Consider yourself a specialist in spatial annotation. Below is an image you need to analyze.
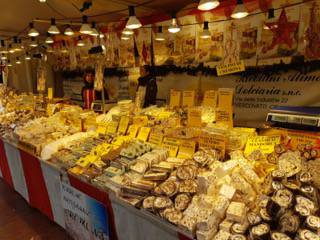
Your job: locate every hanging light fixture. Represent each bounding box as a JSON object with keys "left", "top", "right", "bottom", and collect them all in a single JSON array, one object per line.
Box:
[
  {"left": 121, "top": 34, "right": 130, "bottom": 40},
  {"left": 28, "top": 22, "right": 39, "bottom": 37},
  {"left": 155, "top": 26, "right": 165, "bottom": 41},
  {"left": 45, "top": 33, "right": 54, "bottom": 44},
  {"left": 80, "top": 15, "right": 92, "bottom": 35},
  {"left": 8, "top": 44, "right": 15, "bottom": 53},
  {"left": 231, "top": 0, "right": 248, "bottom": 19},
  {"left": 7, "top": 60, "right": 12, "bottom": 67},
  {"left": 19, "top": 39, "right": 24, "bottom": 50},
  {"left": 99, "top": 32, "right": 105, "bottom": 39},
  {"left": 123, "top": 28, "right": 134, "bottom": 35},
  {"left": 15, "top": 57, "right": 21, "bottom": 64},
  {"left": 39, "top": 0, "right": 46, "bottom": 2},
  {"left": 48, "top": 18, "right": 60, "bottom": 34},
  {"left": 46, "top": 46, "right": 54, "bottom": 53},
  {"left": 264, "top": 8, "right": 276, "bottom": 30},
  {"left": 1, "top": 54, "right": 7, "bottom": 60},
  {"left": 200, "top": 21, "right": 211, "bottom": 39},
  {"left": 90, "top": 22, "right": 99, "bottom": 37},
  {"left": 64, "top": 24, "right": 74, "bottom": 36},
  {"left": 126, "top": 6, "right": 142, "bottom": 29},
  {"left": 0, "top": 40, "right": 8, "bottom": 54},
  {"left": 77, "top": 36, "right": 85, "bottom": 47},
  {"left": 168, "top": 14, "right": 181, "bottom": 33},
  {"left": 198, "top": 0, "right": 220, "bottom": 11},
  {"left": 13, "top": 37, "right": 22, "bottom": 52},
  {"left": 61, "top": 40, "right": 68, "bottom": 53},
  {"left": 29, "top": 37, "right": 38, "bottom": 47},
  {"left": 25, "top": 52, "right": 31, "bottom": 60}
]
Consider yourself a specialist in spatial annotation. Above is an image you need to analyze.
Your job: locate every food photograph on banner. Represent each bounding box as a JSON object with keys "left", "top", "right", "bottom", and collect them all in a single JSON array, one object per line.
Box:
[{"left": 1, "top": 1, "right": 320, "bottom": 240}]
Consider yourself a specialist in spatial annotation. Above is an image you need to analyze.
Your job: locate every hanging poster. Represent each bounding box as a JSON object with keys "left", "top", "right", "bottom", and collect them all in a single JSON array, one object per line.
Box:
[
  {"left": 135, "top": 26, "right": 152, "bottom": 66},
  {"left": 223, "top": 22, "right": 240, "bottom": 64},
  {"left": 105, "top": 33, "right": 120, "bottom": 67},
  {"left": 153, "top": 23, "right": 175, "bottom": 65},
  {"left": 119, "top": 33, "right": 135, "bottom": 67},
  {"left": 61, "top": 182, "right": 109, "bottom": 240}
]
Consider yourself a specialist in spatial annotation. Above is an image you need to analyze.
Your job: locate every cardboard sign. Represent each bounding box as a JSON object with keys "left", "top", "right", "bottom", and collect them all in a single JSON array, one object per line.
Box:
[
  {"left": 97, "top": 124, "right": 108, "bottom": 135},
  {"left": 216, "top": 61, "right": 245, "bottom": 76},
  {"left": 137, "top": 127, "right": 151, "bottom": 142},
  {"left": 133, "top": 116, "right": 148, "bottom": 126},
  {"left": 199, "top": 133, "right": 226, "bottom": 157},
  {"left": 48, "top": 88, "right": 53, "bottom": 100},
  {"left": 169, "top": 90, "right": 181, "bottom": 109},
  {"left": 118, "top": 116, "right": 130, "bottom": 134},
  {"left": 218, "top": 88, "right": 234, "bottom": 111},
  {"left": 216, "top": 110, "right": 233, "bottom": 128},
  {"left": 148, "top": 132, "right": 164, "bottom": 145},
  {"left": 127, "top": 125, "right": 140, "bottom": 138},
  {"left": 162, "top": 137, "right": 180, "bottom": 157},
  {"left": 245, "top": 136, "right": 281, "bottom": 156},
  {"left": 287, "top": 130, "right": 320, "bottom": 149},
  {"left": 177, "top": 140, "right": 196, "bottom": 159},
  {"left": 188, "top": 108, "right": 202, "bottom": 127},
  {"left": 202, "top": 90, "right": 217, "bottom": 108},
  {"left": 182, "top": 91, "right": 195, "bottom": 108},
  {"left": 107, "top": 121, "right": 118, "bottom": 134}
]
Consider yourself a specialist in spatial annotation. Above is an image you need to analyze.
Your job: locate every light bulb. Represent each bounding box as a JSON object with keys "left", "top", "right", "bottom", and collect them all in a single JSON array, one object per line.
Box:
[
  {"left": 29, "top": 37, "right": 38, "bottom": 47},
  {"left": 45, "top": 33, "right": 54, "bottom": 44},
  {"left": 16, "top": 57, "right": 21, "bottom": 64},
  {"left": 155, "top": 26, "right": 165, "bottom": 41},
  {"left": 198, "top": 0, "right": 220, "bottom": 11},
  {"left": 126, "top": 6, "right": 142, "bottom": 29},
  {"left": 99, "top": 32, "right": 105, "bottom": 39},
  {"left": 1, "top": 55, "right": 7, "bottom": 60},
  {"left": 77, "top": 36, "right": 85, "bottom": 47},
  {"left": 7, "top": 60, "right": 12, "bottom": 67},
  {"left": 39, "top": 0, "right": 46, "bottom": 2},
  {"left": 64, "top": 25, "right": 74, "bottom": 36},
  {"left": 231, "top": 0, "right": 248, "bottom": 19},
  {"left": 28, "top": 22, "right": 39, "bottom": 37},
  {"left": 123, "top": 28, "right": 134, "bottom": 35},
  {"left": 121, "top": 35, "right": 130, "bottom": 40},
  {"left": 25, "top": 52, "right": 31, "bottom": 60},
  {"left": 168, "top": 16, "right": 180, "bottom": 33},
  {"left": 80, "top": 15, "right": 92, "bottom": 34},
  {"left": 200, "top": 21, "right": 211, "bottom": 39},
  {"left": 48, "top": 18, "right": 60, "bottom": 34},
  {"left": 8, "top": 44, "right": 15, "bottom": 53}
]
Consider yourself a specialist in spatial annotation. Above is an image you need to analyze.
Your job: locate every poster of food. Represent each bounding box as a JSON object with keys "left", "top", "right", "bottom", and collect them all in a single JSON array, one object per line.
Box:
[
  {"left": 174, "top": 16, "right": 197, "bottom": 65},
  {"left": 259, "top": 6, "right": 300, "bottom": 59},
  {"left": 135, "top": 26, "right": 152, "bottom": 66},
  {"left": 153, "top": 23, "right": 175, "bottom": 65},
  {"left": 223, "top": 22, "right": 240, "bottom": 64},
  {"left": 119, "top": 33, "right": 135, "bottom": 68},
  {"left": 196, "top": 22, "right": 225, "bottom": 65},
  {"left": 239, "top": 25, "right": 258, "bottom": 60},
  {"left": 104, "top": 32, "right": 120, "bottom": 67}
]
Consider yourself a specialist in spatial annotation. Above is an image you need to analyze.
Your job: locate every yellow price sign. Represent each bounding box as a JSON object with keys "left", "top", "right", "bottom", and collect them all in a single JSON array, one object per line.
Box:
[
  {"left": 216, "top": 109, "right": 233, "bottom": 128},
  {"left": 188, "top": 108, "right": 202, "bottom": 127},
  {"left": 107, "top": 121, "right": 118, "bottom": 134},
  {"left": 162, "top": 137, "right": 180, "bottom": 157},
  {"left": 48, "top": 88, "right": 53, "bottom": 100},
  {"left": 182, "top": 90, "right": 195, "bottom": 108},
  {"left": 133, "top": 116, "right": 148, "bottom": 126},
  {"left": 169, "top": 90, "right": 181, "bottom": 109},
  {"left": 244, "top": 136, "right": 281, "bottom": 156},
  {"left": 199, "top": 133, "right": 226, "bottom": 157},
  {"left": 148, "top": 132, "right": 164, "bottom": 145},
  {"left": 202, "top": 90, "right": 217, "bottom": 108},
  {"left": 216, "top": 61, "right": 245, "bottom": 76},
  {"left": 97, "top": 124, "right": 108, "bottom": 135},
  {"left": 137, "top": 127, "right": 151, "bottom": 142},
  {"left": 118, "top": 116, "right": 130, "bottom": 134},
  {"left": 177, "top": 140, "right": 196, "bottom": 159},
  {"left": 127, "top": 125, "right": 140, "bottom": 138},
  {"left": 218, "top": 88, "right": 233, "bottom": 111}
]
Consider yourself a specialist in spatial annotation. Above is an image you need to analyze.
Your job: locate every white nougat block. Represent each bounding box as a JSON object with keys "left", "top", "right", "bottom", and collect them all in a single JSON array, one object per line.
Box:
[
  {"left": 219, "top": 219, "right": 234, "bottom": 232},
  {"left": 196, "top": 226, "right": 218, "bottom": 240},
  {"left": 219, "top": 184, "right": 236, "bottom": 200},
  {"left": 197, "top": 213, "right": 219, "bottom": 231},
  {"left": 226, "top": 201, "right": 246, "bottom": 223}
]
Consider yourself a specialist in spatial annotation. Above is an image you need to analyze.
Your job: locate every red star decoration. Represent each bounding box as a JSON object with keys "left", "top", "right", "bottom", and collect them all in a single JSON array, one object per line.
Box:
[{"left": 265, "top": 9, "right": 299, "bottom": 51}]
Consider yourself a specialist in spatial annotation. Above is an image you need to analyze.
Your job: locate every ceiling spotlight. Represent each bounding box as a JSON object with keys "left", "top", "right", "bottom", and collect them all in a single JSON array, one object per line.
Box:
[
  {"left": 121, "top": 34, "right": 130, "bottom": 40},
  {"left": 231, "top": 0, "right": 248, "bottom": 19},
  {"left": 45, "top": 33, "right": 54, "bottom": 44},
  {"left": 16, "top": 57, "right": 21, "bottom": 64},
  {"left": 77, "top": 36, "right": 85, "bottom": 47},
  {"left": 64, "top": 24, "right": 74, "bottom": 36},
  {"left": 28, "top": 22, "right": 39, "bottom": 37},
  {"left": 1, "top": 54, "right": 7, "bottom": 60},
  {"left": 90, "top": 22, "right": 99, "bottom": 37},
  {"left": 200, "top": 21, "right": 211, "bottom": 39},
  {"left": 7, "top": 60, "right": 12, "bottom": 67},
  {"left": 126, "top": 6, "right": 142, "bottom": 29},
  {"left": 80, "top": 15, "right": 92, "bottom": 35},
  {"left": 198, "top": 0, "right": 220, "bottom": 11},
  {"left": 168, "top": 14, "right": 181, "bottom": 33},
  {"left": 48, "top": 18, "right": 60, "bottom": 34},
  {"left": 39, "top": 0, "right": 46, "bottom": 2},
  {"left": 25, "top": 52, "right": 31, "bottom": 60},
  {"left": 155, "top": 26, "right": 165, "bottom": 41},
  {"left": 0, "top": 40, "right": 8, "bottom": 54},
  {"left": 29, "top": 37, "right": 38, "bottom": 47},
  {"left": 123, "top": 28, "right": 134, "bottom": 35},
  {"left": 8, "top": 44, "right": 15, "bottom": 54},
  {"left": 99, "top": 32, "right": 104, "bottom": 39}
]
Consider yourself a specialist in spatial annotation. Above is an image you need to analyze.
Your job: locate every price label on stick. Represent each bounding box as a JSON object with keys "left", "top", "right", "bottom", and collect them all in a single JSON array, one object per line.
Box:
[
  {"left": 182, "top": 91, "right": 195, "bottom": 108},
  {"left": 169, "top": 90, "right": 181, "bottom": 109},
  {"left": 202, "top": 90, "right": 217, "bottom": 108}
]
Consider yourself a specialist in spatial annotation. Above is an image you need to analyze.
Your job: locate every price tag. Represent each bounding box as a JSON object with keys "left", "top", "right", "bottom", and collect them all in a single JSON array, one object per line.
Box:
[
  {"left": 218, "top": 88, "right": 233, "bottom": 111},
  {"left": 97, "top": 124, "right": 108, "bottom": 135},
  {"left": 188, "top": 108, "right": 202, "bottom": 127},
  {"left": 107, "top": 121, "right": 118, "bottom": 134},
  {"left": 133, "top": 116, "right": 148, "bottom": 126},
  {"left": 216, "top": 110, "right": 233, "bottom": 128},
  {"left": 169, "top": 90, "right": 181, "bottom": 109},
  {"left": 216, "top": 60, "right": 245, "bottom": 76},
  {"left": 244, "top": 136, "right": 281, "bottom": 156},
  {"left": 118, "top": 116, "right": 130, "bottom": 134},
  {"left": 177, "top": 140, "right": 196, "bottom": 159},
  {"left": 287, "top": 130, "right": 320, "bottom": 149},
  {"left": 137, "top": 127, "right": 151, "bottom": 142},
  {"left": 48, "top": 88, "right": 53, "bottom": 100},
  {"left": 148, "top": 132, "right": 164, "bottom": 145},
  {"left": 202, "top": 90, "right": 217, "bottom": 108},
  {"left": 127, "top": 125, "right": 140, "bottom": 138},
  {"left": 182, "top": 90, "right": 195, "bottom": 108},
  {"left": 199, "top": 133, "right": 226, "bottom": 157},
  {"left": 162, "top": 137, "right": 180, "bottom": 157}
]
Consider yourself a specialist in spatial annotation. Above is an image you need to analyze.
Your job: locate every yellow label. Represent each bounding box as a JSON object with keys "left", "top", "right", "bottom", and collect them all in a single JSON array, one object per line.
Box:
[
  {"left": 182, "top": 90, "right": 195, "bottom": 108},
  {"left": 188, "top": 108, "right": 202, "bottom": 127},
  {"left": 169, "top": 90, "right": 181, "bottom": 109},
  {"left": 97, "top": 124, "right": 108, "bottom": 135},
  {"left": 202, "top": 90, "right": 217, "bottom": 108},
  {"left": 177, "top": 140, "right": 196, "bottom": 159},
  {"left": 133, "top": 116, "right": 148, "bottom": 126},
  {"left": 216, "top": 109, "right": 233, "bottom": 128},
  {"left": 218, "top": 88, "right": 233, "bottom": 111},
  {"left": 137, "top": 127, "right": 151, "bottom": 142},
  {"left": 76, "top": 155, "right": 98, "bottom": 168},
  {"left": 127, "top": 125, "right": 140, "bottom": 138},
  {"left": 118, "top": 116, "right": 130, "bottom": 134},
  {"left": 287, "top": 130, "right": 320, "bottom": 149},
  {"left": 48, "top": 88, "right": 53, "bottom": 100},
  {"left": 148, "top": 132, "right": 164, "bottom": 145},
  {"left": 162, "top": 137, "right": 180, "bottom": 157},
  {"left": 245, "top": 136, "right": 281, "bottom": 156},
  {"left": 107, "top": 121, "right": 118, "bottom": 134},
  {"left": 216, "top": 60, "right": 245, "bottom": 76},
  {"left": 199, "top": 133, "right": 226, "bottom": 157}
]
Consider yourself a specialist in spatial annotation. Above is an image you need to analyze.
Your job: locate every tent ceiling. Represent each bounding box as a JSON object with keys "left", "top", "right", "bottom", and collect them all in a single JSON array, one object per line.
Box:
[{"left": 0, "top": 0, "right": 195, "bottom": 36}]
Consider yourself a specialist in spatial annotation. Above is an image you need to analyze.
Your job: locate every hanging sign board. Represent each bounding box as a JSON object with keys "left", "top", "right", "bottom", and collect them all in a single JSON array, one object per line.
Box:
[{"left": 216, "top": 61, "right": 245, "bottom": 76}]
